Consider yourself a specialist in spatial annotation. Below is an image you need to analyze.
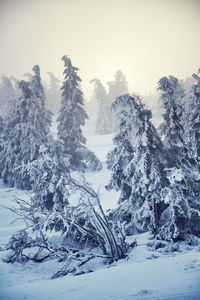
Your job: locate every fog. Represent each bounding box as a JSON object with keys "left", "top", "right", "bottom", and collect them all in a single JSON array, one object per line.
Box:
[{"left": 0, "top": 0, "right": 200, "bottom": 99}]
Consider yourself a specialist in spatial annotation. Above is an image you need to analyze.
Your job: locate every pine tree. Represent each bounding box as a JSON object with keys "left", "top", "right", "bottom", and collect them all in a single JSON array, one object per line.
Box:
[
  {"left": 107, "top": 94, "right": 167, "bottom": 234},
  {"left": 0, "top": 81, "right": 33, "bottom": 187},
  {"left": 184, "top": 71, "right": 200, "bottom": 168},
  {"left": 126, "top": 109, "right": 167, "bottom": 233},
  {"left": 155, "top": 73, "right": 200, "bottom": 241},
  {"left": 106, "top": 94, "right": 141, "bottom": 202},
  {"left": 0, "top": 70, "right": 52, "bottom": 189},
  {"left": 30, "top": 65, "right": 52, "bottom": 135},
  {"left": 90, "top": 79, "right": 112, "bottom": 134},
  {"left": 158, "top": 76, "right": 185, "bottom": 167},
  {"left": 182, "top": 71, "right": 200, "bottom": 234},
  {"left": 30, "top": 139, "right": 70, "bottom": 212},
  {"left": 156, "top": 167, "right": 200, "bottom": 241},
  {"left": 57, "top": 55, "right": 102, "bottom": 171}
]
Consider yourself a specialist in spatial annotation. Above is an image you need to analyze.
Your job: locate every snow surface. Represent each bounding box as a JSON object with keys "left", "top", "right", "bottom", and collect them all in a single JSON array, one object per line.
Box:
[{"left": 0, "top": 113, "right": 200, "bottom": 299}]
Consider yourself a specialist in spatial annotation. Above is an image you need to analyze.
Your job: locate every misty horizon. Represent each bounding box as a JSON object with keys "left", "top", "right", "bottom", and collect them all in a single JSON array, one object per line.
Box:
[{"left": 0, "top": 0, "right": 200, "bottom": 100}]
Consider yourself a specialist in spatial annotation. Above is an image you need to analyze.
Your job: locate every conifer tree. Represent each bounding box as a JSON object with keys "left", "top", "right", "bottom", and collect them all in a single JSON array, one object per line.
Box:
[
  {"left": 158, "top": 76, "right": 185, "bottom": 167},
  {"left": 0, "top": 68, "right": 52, "bottom": 189},
  {"left": 90, "top": 79, "right": 112, "bottom": 134},
  {"left": 0, "top": 81, "right": 34, "bottom": 188},
  {"left": 106, "top": 94, "right": 142, "bottom": 202},
  {"left": 57, "top": 56, "right": 102, "bottom": 171},
  {"left": 107, "top": 94, "right": 167, "bottom": 234},
  {"left": 184, "top": 71, "right": 200, "bottom": 169},
  {"left": 156, "top": 168, "right": 200, "bottom": 241},
  {"left": 30, "top": 65, "right": 52, "bottom": 135},
  {"left": 126, "top": 109, "right": 167, "bottom": 233},
  {"left": 181, "top": 71, "right": 200, "bottom": 234},
  {"left": 155, "top": 73, "right": 200, "bottom": 241},
  {"left": 30, "top": 139, "right": 70, "bottom": 212}
]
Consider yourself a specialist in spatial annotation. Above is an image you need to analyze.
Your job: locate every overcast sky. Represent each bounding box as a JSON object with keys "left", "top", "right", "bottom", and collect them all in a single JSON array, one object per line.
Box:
[{"left": 0, "top": 0, "right": 200, "bottom": 99}]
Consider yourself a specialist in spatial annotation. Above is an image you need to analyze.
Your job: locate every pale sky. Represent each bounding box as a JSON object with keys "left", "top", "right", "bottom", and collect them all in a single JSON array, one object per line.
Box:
[{"left": 0, "top": 0, "right": 200, "bottom": 99}]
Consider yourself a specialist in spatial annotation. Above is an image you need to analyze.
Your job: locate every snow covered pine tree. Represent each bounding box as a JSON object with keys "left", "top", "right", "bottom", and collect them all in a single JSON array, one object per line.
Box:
[
  {"left": 107, "top": 94, "right": 167, "bottom": 235},
  {"left": 158, "top": 76, "right": 185, "bottom": 167},
  {"left": 57, "top": 55, "right": 102, "bottom": 171},
  {"left": 30, "top": 65, "right": 53, "bottom": 134},
  {"left": 0, "top": 66, "right": 52, "bottom": 189},
  {"left": 155, "top": 74, "right": 200, "bottom": 241}
]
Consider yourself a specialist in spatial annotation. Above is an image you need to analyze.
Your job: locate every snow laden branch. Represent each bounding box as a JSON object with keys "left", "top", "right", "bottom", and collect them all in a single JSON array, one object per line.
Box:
[
  {"left": 3, "top": 173, "right": 128, "bottom": 278},
  {"left": 65, "top": 173, "right": 128, "bottom": 260}
]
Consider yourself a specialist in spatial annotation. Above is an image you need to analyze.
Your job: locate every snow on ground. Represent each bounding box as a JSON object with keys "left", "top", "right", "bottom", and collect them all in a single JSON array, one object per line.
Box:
[
  {"left": 0, "top": 182, "right": 29, "bottom": 247},
  {"left": 0, "top": 113, "right": 200, "bottom": 299},
  {"left": 0, "top": 231, "right": 200, "bottom": 300}
]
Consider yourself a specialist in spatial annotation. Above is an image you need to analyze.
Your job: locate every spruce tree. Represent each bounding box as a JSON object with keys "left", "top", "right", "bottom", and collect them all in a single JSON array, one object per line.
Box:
[
  {"left": 182, "top": 71, "right": 200, "bottom": 235},
  {"left": 158, "top": 76, "right": 185, "bottom": 167},
  {"left": 106, "top": 94, "right": 142, "bottom": 202},
  {"left": 184, "top": 71, "right": 200, "bottom": 168},
  {"left": 0, "top": 81, "right": 34, "bottom": 188},
  {"left": 155, "top": 73, "right": 200, "bottom": 241},
  {"left": 107, "top": 94, "right": 167, "bottom": 234},
  {"left": 126, "top": 109, "right": 167, "bottom": 233},
  {"left": 156, "top": 168, "right": 199, "bottom": 241},
  {"left": 90, "top": 79, "right": 112, "bottom": 134},
  {"left": 57, "top": 55, "right": 102, "bottom": 171},
  {"left": 0, "top": 66, "right": 52, "bottom": 189},
  {"left": 30, "top": 65, "right": 52, "bottom": 135},
  {"left": 30, "top": 139, "right": 70, "bottom": 212}
]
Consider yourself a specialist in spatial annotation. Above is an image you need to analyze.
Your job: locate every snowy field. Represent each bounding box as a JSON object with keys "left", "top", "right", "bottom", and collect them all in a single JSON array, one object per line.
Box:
[{"left": 0, "top": 114, "right": 200, "bottom": 300}]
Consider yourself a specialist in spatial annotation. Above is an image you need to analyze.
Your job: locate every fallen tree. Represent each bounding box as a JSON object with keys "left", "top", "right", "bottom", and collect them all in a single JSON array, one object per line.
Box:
[{"left": 2, "top": 173, "right": 129, "bottom": 278}]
